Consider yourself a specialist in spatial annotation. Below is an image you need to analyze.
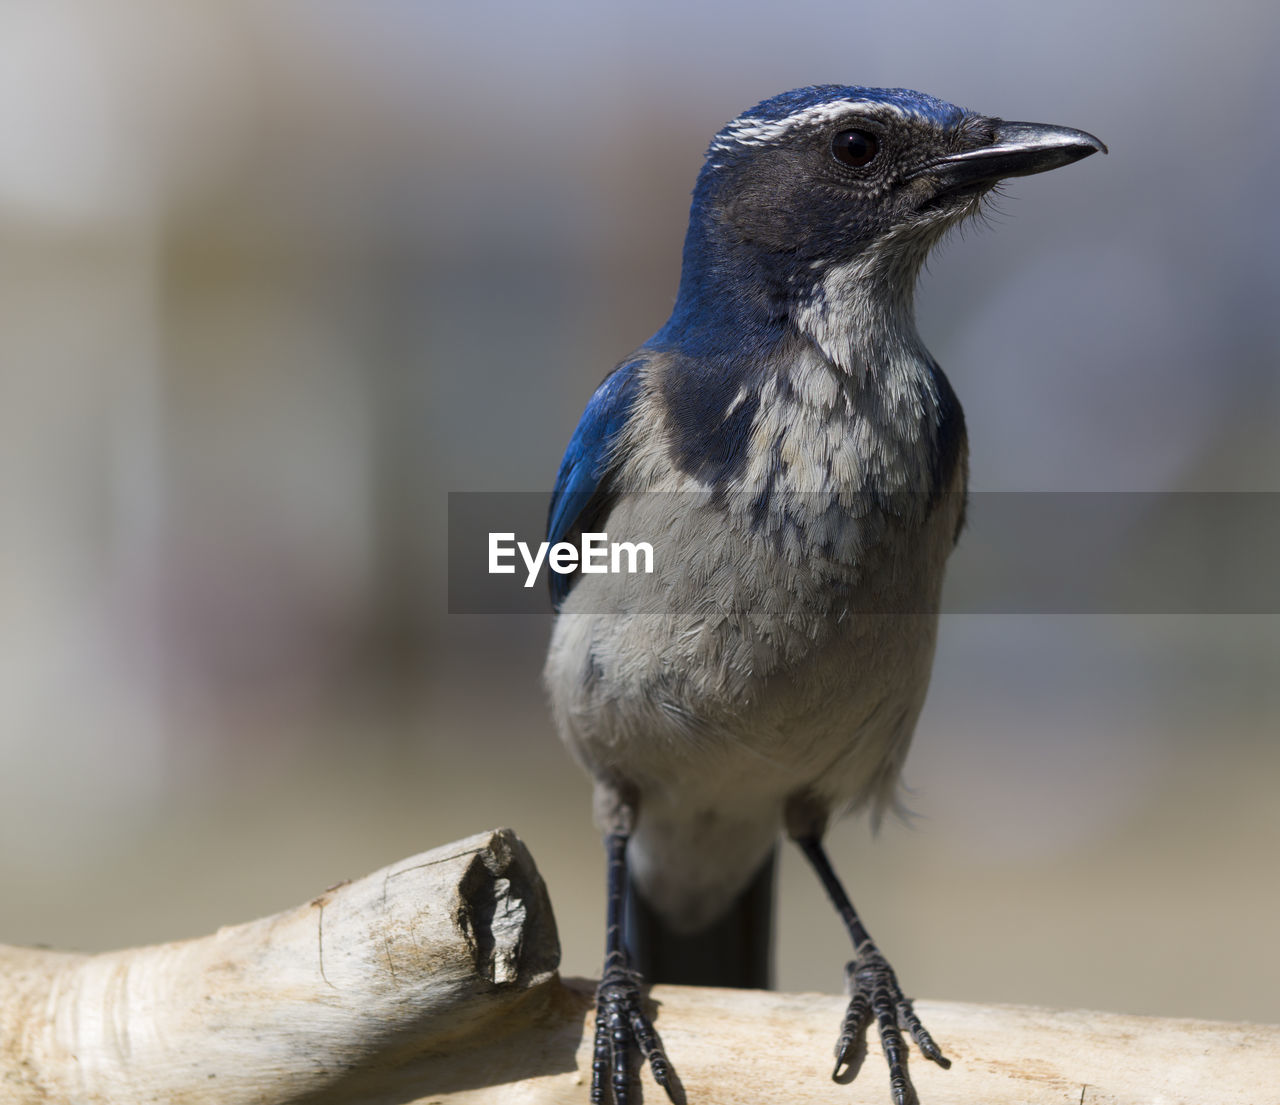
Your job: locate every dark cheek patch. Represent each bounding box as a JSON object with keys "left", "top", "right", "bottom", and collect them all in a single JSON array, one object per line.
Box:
[{"left": 723, "top": 169, "right": 810, "bottom": 250}]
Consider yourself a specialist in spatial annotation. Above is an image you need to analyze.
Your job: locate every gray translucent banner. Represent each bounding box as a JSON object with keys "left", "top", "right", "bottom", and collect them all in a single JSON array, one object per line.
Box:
[{"left": 447, "top": 492, "right": 1280, "bottom": 615}]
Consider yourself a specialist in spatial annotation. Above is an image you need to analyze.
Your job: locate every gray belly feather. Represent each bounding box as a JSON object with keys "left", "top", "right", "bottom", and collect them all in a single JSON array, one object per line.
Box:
[{"left": 544, "top": 486, "right": 961, "bottom": 930}]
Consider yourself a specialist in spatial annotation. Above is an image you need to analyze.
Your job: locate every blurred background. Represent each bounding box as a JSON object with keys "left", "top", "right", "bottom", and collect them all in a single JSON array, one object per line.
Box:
[{"left": 0, "top": 0, "right": 1276, "bottom": 1026}]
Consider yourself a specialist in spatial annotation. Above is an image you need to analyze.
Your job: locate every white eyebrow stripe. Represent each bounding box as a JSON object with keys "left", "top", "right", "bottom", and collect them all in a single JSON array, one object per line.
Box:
[{"left": 709, "top": 99, "right": 912, "bottom": 152}]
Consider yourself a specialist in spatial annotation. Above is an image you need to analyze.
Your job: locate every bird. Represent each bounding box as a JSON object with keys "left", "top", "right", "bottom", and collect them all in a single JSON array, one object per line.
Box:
[{"left": 542, "top": 84, "right": 1105, "bottom": 1105}]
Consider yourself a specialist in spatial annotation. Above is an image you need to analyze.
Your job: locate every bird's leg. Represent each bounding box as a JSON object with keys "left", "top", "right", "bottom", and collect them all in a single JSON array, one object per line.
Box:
[
  {"left": 593, "top": 830, "right": 679, "bottom": 1105},
  {"left": 794, "top": 834, "right": 950, "bottom": 1105}
]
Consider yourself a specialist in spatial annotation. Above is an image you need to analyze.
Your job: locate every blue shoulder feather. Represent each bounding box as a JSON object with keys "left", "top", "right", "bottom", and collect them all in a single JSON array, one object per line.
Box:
[{"left": 546, "top": 359, "right": 643, "bottom": 609}]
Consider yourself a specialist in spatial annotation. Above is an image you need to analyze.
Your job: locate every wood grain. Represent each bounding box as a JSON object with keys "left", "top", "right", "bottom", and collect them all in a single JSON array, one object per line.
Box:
[{"left": 2, "top": 829, "right": 1274, "bottom": 1104}]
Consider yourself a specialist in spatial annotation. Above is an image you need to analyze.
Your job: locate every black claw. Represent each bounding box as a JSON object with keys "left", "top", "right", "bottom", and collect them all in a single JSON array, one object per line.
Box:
[
  {"left": 829, "top": 945, "right": 948, "bottom": 1103},
  {"left": 832, "top": 979, "right": 872, "bottom": 1082},
  {"left": 898, "top": 996, "right": 951, "bottom": 1069},
  {"left": 891, "top": 1081, "right": 920, "bottom": 1105},
  {"left": 592, "top": 966, "right": 678, "bottom": 1105},
  {"left": 591, "top": 995, "right": 612, "bottom": 1105}
]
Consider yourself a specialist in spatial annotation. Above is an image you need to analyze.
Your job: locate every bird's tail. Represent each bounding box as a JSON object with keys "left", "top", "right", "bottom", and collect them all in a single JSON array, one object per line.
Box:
[{"left": 625, "top": 847, "right": 775, "bottom": 989}]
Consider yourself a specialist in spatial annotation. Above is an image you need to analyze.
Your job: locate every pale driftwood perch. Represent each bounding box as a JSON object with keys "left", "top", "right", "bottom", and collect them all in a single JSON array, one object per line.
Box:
[
  {"left": 0, "top": 829, "right": 560, "bottom": 1104},
  {"left": 3, "top": 830, "right": 1276, "bottom": 1105}
]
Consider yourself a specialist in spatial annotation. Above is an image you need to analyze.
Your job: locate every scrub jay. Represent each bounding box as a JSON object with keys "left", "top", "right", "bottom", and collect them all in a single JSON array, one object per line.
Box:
[{"left": 543, "top": 85, "right": 1104, "bottom": 1105}]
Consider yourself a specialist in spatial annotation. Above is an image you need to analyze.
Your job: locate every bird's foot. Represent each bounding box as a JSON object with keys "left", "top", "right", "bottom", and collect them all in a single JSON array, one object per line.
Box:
[
  {"left": 831, "top": 943, "right": 950, "bottom": 1105},
  {"left": 592, "top": 963, "right": 679, "bottom": 1105}
]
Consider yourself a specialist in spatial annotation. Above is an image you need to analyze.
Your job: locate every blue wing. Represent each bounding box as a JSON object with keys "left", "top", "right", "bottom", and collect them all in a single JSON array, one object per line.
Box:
[{"left": 547, "top": 359, "right": 644, "bottom": 609}]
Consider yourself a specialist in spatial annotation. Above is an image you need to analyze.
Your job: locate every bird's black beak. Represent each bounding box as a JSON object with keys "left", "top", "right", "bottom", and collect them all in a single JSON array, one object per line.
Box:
[{"left": 923, "top": 120, "right": 1107, "bottom": 195}]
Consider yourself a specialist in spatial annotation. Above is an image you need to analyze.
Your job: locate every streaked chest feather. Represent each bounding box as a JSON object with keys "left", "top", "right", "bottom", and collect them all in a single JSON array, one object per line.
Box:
[{"left": 701, "top": 345, "right": 954, "bottom": 568}]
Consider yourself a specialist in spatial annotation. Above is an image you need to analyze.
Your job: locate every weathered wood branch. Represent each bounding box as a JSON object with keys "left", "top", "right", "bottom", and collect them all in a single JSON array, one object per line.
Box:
[
  {"left": 2, "top": 828, "right": 1275, "bottom": 1104},
  {"left": 0, "top": 829, "right": 560, "bottom": 1104}
]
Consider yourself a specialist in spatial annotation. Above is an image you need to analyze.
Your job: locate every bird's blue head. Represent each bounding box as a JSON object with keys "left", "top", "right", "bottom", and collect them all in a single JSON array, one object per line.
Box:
[{"left": 654, "top": 85, "right": 1105, "bottom": 360}]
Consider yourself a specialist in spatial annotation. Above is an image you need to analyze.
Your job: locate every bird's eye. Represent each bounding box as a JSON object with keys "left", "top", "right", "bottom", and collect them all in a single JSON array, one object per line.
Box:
[{"left": 831, "top": 129, "right": 879, "bottom": 168}]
